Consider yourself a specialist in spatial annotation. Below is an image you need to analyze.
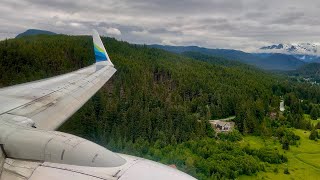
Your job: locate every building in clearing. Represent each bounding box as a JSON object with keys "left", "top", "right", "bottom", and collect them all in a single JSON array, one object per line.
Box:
[
  {"left": 209, "top": 120, "right": 235, "bottom": 133},
  {"left": 280, "top": 100, "right": 285, "bottom": 112}
]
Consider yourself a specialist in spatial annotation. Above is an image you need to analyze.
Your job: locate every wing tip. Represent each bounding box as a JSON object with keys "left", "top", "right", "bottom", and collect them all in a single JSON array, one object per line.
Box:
[{"left": 92, "top": 29, "right": 114, "bottom": 69}]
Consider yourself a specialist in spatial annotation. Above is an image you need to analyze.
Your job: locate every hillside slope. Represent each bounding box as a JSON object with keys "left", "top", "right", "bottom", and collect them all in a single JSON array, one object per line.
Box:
[
  {"left": 0, "top": 35, "right": 280, "bottom": 142},
  {"left": 286, "top": 63, "right": 320, "bottom": 83},
  {"left": 294, "top": 63, "right": 320, "bottom": 77},
  {"left": 255, "top": 53, "right": 305, "bottom": 70}
]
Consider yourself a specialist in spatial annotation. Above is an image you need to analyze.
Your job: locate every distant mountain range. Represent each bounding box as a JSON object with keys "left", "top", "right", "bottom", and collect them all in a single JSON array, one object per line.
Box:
[
  {"left": 259, "top": 43, "right": 320, "bottom": 55},
  {"left": 150, "top": 45, "right": 306, "bottom": 71},
  {"left": 258, "top": 43, "right": 320, "bottom": 63},
  {"left": 16, "top": 29, "right": 56, "bottom": 38}
]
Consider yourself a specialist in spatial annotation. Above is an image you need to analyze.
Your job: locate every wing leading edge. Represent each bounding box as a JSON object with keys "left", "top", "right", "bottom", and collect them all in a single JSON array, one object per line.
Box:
[{"left": 0, "top": 30, "right": 115, "bottom": 130}]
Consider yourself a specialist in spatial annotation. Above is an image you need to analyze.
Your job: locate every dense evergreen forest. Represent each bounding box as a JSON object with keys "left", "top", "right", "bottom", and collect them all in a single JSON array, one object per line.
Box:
[
  {"left": 284, "top": 63, "right": 320, "bottom": 83},
  {"left": 0, "top": 35, "right": 319, "bottom": 179}
]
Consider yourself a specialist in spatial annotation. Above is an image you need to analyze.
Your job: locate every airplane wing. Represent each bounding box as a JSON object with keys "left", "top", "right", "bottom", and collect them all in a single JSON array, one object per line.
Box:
[
  {"left": 0, "top": 30, "right": 115, "bottom": 130},
  {"left": 0, "top": 30, "right": 196, "bottom": 180}
]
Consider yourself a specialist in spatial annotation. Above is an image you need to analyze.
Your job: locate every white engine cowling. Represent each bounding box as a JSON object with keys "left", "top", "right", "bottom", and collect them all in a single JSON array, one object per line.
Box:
[{"left": 0, "top": 124, "right": 126, "bottom": 167}]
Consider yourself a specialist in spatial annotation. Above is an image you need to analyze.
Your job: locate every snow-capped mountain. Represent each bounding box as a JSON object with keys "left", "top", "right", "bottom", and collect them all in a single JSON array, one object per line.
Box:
[
  {"left": 259, "top": 43, "right": 320, "bottom": 55},
  {"left": 258, "top": 43, "right": 320, "bottom": 62}
]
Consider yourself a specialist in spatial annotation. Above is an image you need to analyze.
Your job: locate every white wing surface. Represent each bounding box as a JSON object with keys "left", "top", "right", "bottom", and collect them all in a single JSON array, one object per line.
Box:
[{"left": 0, "top": 30, "right": 115, "bottom": 130}]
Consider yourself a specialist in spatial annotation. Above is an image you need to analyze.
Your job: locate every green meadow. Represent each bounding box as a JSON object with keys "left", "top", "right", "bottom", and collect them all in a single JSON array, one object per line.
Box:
[
  {"left": 304, "top": 114, "right": 320, "bottom": 127},
  {"left": 239, "top": 129, "right": 320, "bottom": 180}
]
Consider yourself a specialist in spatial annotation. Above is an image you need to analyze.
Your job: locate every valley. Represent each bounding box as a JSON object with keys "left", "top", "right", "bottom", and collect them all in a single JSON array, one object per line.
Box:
[{"left": 239, "top": 129, "right": 320, "bottom": 180}]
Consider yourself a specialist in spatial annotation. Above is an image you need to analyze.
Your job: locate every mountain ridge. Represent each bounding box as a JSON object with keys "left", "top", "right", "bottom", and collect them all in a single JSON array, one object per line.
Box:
[
  {"left": 150, "top": 44, "right": 305, "bottom": 70},
  {"left": 16, "top": 29, "right": 56, "bottom": 38}
]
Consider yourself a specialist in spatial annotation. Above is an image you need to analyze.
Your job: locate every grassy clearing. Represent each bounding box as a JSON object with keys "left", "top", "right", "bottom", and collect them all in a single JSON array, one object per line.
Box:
[
  {"left": 238, "top": 129, "right": 320, "bottom": 180},
  {"left": 304, "top": 114, "right": 320, "bottom": 126}
]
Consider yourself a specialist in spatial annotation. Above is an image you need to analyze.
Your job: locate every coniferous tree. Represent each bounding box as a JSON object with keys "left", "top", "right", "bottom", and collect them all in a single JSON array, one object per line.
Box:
[
  {"left": 309, "top": 129, "right": 319, "bottom": 140},
  {"left": 310, "top": 106, "right": 318, "bottom": 120},
  {"left": 282, "top": 138, "right": 290, "bottom": 150}
]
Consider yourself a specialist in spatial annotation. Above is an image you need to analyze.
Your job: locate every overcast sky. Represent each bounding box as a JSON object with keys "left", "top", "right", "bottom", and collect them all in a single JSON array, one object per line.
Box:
[{"left": 0, "top": 0, "right": 319, "bottom": 52}]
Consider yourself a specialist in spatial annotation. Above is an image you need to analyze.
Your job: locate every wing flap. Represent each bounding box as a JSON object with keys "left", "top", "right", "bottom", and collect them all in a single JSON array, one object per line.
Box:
[{"left": 0, "top": 96, "right": 30, "bottom": 114}]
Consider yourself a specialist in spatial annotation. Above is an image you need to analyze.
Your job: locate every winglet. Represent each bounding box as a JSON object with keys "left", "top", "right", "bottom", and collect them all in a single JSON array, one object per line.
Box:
[{"left": 92, "top": 29, "right": 113, "bottom": 70}]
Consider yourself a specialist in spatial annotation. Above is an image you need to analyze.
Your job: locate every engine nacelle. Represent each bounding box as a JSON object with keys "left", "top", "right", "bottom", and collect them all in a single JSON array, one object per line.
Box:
[{"left": 0, "top": 124, "right": 126, "bottom": 167}]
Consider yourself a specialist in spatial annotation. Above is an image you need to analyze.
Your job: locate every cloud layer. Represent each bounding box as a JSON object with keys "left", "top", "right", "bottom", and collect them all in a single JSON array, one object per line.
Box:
[{"left": 0, "top": 0, "right": 319, "bottom": 51}]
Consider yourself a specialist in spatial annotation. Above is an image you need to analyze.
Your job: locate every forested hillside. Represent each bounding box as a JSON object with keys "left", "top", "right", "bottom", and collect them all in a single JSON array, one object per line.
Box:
[
  {"left": 1, "top": 35, "right": 320, "bottom": 179},
  {"left": 286, "top": 63, "right": 320, "bottom": 83},
  {"left": 0, "top": 34, "right": 279, "bottom": 137}
]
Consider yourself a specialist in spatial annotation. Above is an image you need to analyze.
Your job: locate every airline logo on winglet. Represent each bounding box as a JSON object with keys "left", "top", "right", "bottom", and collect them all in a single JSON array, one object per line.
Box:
[
  {"left": 94, "top": 43, "right": 108, "bottom": 62},
  {"left": 92, "top": 29, "right": 113, "bottom": 67}
]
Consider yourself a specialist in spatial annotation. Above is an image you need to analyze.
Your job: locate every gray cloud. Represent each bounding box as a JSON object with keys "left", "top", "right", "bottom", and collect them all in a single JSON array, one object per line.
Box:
[
  {"left": 270, "top": 11, "right": 305, "bottom": 25},
  {"left": 0, "top": 0, "right": 319, "bottom": 51}
]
